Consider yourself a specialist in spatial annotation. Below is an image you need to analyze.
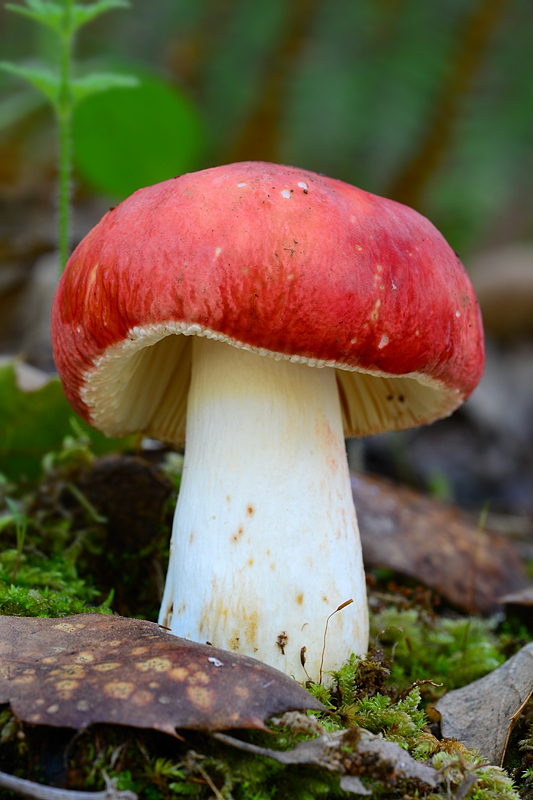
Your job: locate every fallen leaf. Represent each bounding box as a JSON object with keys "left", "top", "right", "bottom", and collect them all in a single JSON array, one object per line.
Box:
[
  {"left": 434, "top": 642, "right": 533, "bottom": 765},
  {"left": 499, "top": 587, "right": 533, "bottom": 632},
  {"left": 77, "top": 455, "right": 173, "bottom": 551},
  {"left": 500, "top": 587, "right": 533, "bottom": 606},
  {"left": 214, "top": 726, "right": 437, "bottom": 795},
  {"left": 0, "top": 614, "right": 324, "bottom": 735},
  {"left": 352, "top": 472, "right": 529, "bottom": 613},
  {"left": 0, "top": 363, "right": 134, "bottom": 480}
]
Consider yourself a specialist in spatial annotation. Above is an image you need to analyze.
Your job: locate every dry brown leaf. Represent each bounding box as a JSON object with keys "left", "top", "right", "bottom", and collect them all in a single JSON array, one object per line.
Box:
[
  {"left": 500, "top": 587, "right": 533, "bottom": 606},
  {"left": 352, "top": 472, "right": 529, "bottom": 613},
  {"left": 0, "top": 613, "right": 324, "bottom": 735},
  {"left": 434, "top": 642, "right": 533, "bottom": 765},
  {"left": 214, "top": 726, "right": 438, "bottom": 795}
]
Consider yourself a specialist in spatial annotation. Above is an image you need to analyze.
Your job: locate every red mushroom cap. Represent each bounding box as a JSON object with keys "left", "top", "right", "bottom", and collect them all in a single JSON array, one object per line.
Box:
[{"left": 51, "top": 161, "right": 484, "bottom": 441}]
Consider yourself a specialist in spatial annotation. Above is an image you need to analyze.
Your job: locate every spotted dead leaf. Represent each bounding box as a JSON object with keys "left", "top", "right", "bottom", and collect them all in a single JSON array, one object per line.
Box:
[
  {"left": 0, "top": 614, "right": 324, "bottom": 735},
  {"left": 434, "top": 642, "right": 533, "bottom": 765},
  {"left": 352, "top": 472, "right": 529, "bottom": 614}
]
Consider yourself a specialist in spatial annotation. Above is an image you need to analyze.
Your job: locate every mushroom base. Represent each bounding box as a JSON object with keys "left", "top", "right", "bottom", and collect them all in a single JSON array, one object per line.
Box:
[{"left": 159, "top": 336, "right": 369, "bottom": 681}]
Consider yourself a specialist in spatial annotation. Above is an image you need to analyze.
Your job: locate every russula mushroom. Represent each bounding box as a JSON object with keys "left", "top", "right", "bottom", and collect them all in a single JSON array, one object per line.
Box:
[{"left": 51, "top": 161, "right": 484, "bottom": 681}]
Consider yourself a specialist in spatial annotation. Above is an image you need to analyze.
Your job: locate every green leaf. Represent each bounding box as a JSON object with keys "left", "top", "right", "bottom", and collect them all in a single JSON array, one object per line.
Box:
[
  {"left": 4, "top": 0, "right": 130, "bottom": 38},
  {"left": 73, "top": 66, "right": 206, "bottom": 198},
  {"left": 72, "top": 0, "right": 130, "bottom": 30},
  {"left": 0, "top": 62, "right": 59, "bottom": 106},
  {"left": 0, "top": 363, "right": 134, "bottom": 481},
  {"left": 71, "top": 72, "right": 139, "bottom": 105},
  {"left": 5, "top": 0, "right": 64, "bottom": 33}
]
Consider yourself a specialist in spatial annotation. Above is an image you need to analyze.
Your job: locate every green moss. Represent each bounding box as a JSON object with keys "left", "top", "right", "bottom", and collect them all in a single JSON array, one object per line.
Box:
[
  {"left": 0, "top": 430, "right": 170, "bottom": 620},
  {"left": 0, "top": 582, "right": 112, "bottom": 617},
  {"left": 0, "top": 437, "right": 529, "bottom": 798},
  {"left": 370, "top": 605, "right": 505, "bottom": 692},
  {"left": 352, "top": 688, "right": 427, "bottom": 746},
  {"left": 428, "top": 752, "right": 519, "bottom": 800},
  {"left": 0, "top": 547, "right": 97, "bottom": 599}
]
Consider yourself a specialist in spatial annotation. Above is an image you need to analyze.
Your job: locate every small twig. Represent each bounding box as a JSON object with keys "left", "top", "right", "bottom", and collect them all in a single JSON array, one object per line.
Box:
[
  {"left": 454, "top": 772, "right": 479, "bottom": 800},
  {"left": 396, "top": 679, "right": 443, "bottom": 702},
  {"left": 390, "top": 638, "right": 401, "bottom": 663},
  {"left": 500, "top": 688, "right": 533, "bottom": 767},
  {"left": 194, "top": 765, "right": 224, "bottom": 800},
  {"left": 212, "top": 732, "right": 291, "bottom": 761},
  {"left": 371, "top": 625, "right": 404, "bottom": 651},
  {"left": 0, "top": 769, "right": 137, "bottom": 800},
  {"left": 467, "top": 501, "right": 490, "bottom": 613}
]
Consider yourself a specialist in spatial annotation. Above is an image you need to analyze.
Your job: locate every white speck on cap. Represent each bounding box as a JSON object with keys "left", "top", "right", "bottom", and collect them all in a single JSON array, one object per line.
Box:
[
  {"left": 378, "top": 334, "right": 389, "bottom": 349},
  {"left": 237, "top": 182, "right": 246, "bottom": 187},
  {"left": 297, "top": 181, "right": 308, "bottom": 190},
  {"left": 281, "top": 189, "right": 291, "bottom": 199}
]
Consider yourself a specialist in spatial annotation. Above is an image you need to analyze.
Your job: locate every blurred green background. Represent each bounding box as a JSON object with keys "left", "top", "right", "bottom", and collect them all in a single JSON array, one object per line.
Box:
[
  {"left": 0, "top": 0, "right": 532, "bottom": 511},
  {"left": 1, "top": 0, "right": 532, "bottom": 255}
]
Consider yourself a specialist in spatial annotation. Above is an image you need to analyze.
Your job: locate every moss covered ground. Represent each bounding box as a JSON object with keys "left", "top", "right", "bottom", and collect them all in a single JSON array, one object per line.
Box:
[{"left": 0, "top": 433, "right": 532, "bottom": 799}]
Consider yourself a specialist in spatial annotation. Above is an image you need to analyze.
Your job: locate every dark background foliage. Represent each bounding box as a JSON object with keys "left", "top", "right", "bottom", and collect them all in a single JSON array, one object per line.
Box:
[{"left": 2, "top": 0, "right": 532, "bottom": 251}]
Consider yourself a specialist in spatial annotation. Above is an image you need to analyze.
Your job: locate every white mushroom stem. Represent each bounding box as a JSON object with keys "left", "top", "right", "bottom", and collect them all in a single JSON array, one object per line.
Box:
[{"left": 159, "top": 336, "right": 369, "bottom": 681}]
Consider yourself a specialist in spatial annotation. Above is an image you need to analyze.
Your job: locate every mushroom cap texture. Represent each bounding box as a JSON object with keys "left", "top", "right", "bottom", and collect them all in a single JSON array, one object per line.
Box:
[{"left": 51, "top": 161, "right": 484, "bottom": 440}]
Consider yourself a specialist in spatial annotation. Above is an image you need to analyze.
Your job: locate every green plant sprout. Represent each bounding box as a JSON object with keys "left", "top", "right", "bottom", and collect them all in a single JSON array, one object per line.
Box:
[
  {"left": 0, "top": 0, "right": 138, "bottom": 273},
  {"left": 0, "top": 496, "right": 27, "bottom": 581}
]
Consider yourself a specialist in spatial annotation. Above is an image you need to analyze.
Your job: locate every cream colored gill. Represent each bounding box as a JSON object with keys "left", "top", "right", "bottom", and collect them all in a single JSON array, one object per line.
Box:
[{"left": 80, "top": 321, "right": 460, "bottom": 442}]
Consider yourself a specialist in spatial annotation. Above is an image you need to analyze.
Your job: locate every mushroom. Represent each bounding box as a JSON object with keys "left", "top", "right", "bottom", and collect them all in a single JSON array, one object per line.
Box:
[{"left": 51, "top": 162, "right": 484, "bottom": 681}]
